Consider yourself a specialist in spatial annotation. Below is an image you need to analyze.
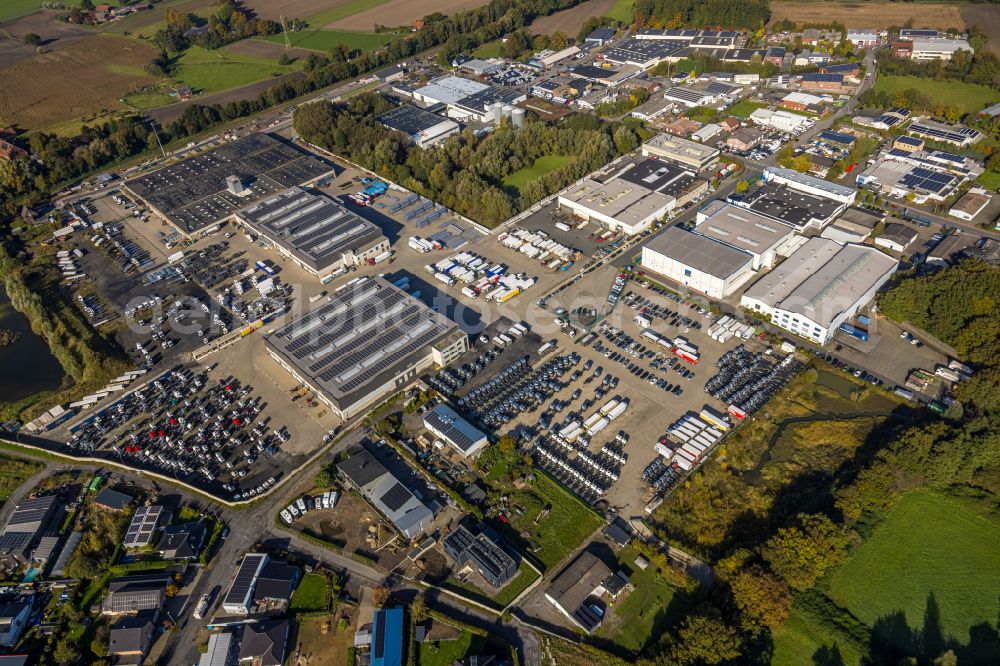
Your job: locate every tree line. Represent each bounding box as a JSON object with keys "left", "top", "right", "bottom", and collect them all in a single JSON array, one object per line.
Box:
[
  {"left": 293, "top": 93, "right": 641, "bottom": 226},
  {"left": 633, "top": 0, "right": 771, "bottom": 31}
]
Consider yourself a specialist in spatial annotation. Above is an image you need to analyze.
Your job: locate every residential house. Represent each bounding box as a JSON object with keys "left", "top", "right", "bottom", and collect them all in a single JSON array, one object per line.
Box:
[
  {"left": 94, "top": 488, "right": 133, "bottom": 512},
  {"left": 727, "top": 127, "right": 764, "bottom": 152},
  {"left": 102, "top": 573, "right": 171, "bottom": 615},
  {"left": 253, "top": 561, "right": 301, "bottom": 606},
  {"left": 108, "top": 611, "right": 157, "bottom": 665},
  {"left": 0, "top": 140, "right": 27, "bottom": 161},
  {"left": 800, "top": 73, "right": 848, "bottom": 92},
  {"left": 157, "top": 522, "right": 206, "bottom": 560},
  {"left": 0, "top": 597, "right": 33, "bottom": 648},
  {"left": 545, "top": 550, "right": 629, "bottom": 634},
  {"left": 238, "top": 620, "right": 290, "bottom": 666}
]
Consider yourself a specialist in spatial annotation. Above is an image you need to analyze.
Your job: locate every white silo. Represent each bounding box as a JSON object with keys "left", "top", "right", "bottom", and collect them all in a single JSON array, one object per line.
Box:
[{"left": 511, "top": 107, "right": 526, "bottom": 128}]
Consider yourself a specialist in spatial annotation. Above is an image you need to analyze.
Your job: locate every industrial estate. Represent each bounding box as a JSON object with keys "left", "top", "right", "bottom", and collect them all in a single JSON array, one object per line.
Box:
[{"left": 0, "top": 1, "right": 999, "bottom": 665}]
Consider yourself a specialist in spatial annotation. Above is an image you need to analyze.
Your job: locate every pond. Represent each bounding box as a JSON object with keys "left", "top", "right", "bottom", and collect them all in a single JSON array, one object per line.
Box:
[{"left": 0, "top": 284, "right": 65, "bottom": 404}]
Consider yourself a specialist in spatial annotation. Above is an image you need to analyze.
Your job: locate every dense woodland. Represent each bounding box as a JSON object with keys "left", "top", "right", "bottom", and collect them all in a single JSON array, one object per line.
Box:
[
  {"left": 293, "top": 94, "right": 641, "bottom": 225},
  {"left": 633, "top": 0, "right": 771, "bottom": 31}
]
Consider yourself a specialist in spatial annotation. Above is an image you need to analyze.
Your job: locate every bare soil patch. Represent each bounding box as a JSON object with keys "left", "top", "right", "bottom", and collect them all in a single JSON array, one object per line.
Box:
[
  {"left": 329, "top": 0, "right": 489, "bottom": 31},
  {"left": 0, "top": 34, "right": 157, "bottom": 131},
  {"left": 769, "top": 1, "right": 966, "bottom": 30},
  {"left": 529, "top": 0, "right": 616, "bottom": 35},
  {"left": 145, "top": 71, "right": 306, "bottom": 125},
  {"left": 961, "top": 4, "right": 1000, "bottom": 56},
  {"left": 0, "top": 10, "right": 93, "bottom": 69},
  {"left": 246, "top": 0, "right": 354, "bottom": 22}
]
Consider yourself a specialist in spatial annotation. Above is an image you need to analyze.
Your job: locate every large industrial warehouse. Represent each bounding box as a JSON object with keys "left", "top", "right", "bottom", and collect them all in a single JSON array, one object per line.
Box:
[
  {"left": 125, "top": 133, "right": 335, "bottom": 236},
  {"left": 265, "top": 276, "right": 468, "bottom": 419},
  {"left": 740, "top": 237, "right": 898, "bottom": 344},
  {"left": 640, "top": 225, "right": 755, "bottom": 299},
  {"left": 233, "top": 187, "right": 389, "bottom": 281}
]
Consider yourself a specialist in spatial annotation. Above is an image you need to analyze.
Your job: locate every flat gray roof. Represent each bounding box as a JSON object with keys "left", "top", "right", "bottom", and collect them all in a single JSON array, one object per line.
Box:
[
  {"left": 236, "top": 188, "right": 385, "bottom": 273},
  {"left": 266, "top": 277, "right": 463, "bottom": 410},
  {"left": 644, "top": 225, "right": 753, "bottom": 279},
  {"left": 743, "top": 237, "right": 898, "bottom": 327},
  {"left": 696, "top": 203, "right": 794, "bottom": 256}
]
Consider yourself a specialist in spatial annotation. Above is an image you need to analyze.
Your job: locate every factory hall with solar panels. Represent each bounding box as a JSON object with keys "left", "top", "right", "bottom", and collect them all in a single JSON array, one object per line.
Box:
[
  {"left": 124, "top": 133, "right": 336, "bottom": 236},
  {"left": 265, "top": 276, "right": 468, "bottom": 419}
]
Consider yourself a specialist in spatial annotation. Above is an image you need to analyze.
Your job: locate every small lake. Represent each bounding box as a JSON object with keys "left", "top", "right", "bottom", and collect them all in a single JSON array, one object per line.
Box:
[{"left": 0, "top": 284, "right": 65, "bottom": 404}]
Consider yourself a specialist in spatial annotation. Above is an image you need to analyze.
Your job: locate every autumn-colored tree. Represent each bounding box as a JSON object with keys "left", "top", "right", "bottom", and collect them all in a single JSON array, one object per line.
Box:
[
  {"left": 729, "top": 565, "right": 793, "bottom": 629},
  {"left": 762, "top": 513, "right": 850, "bottom": 591},
  {"left": 667, "top": 613, "right": 743, "bottom": 665},
  {"left": 371, "top": 585, "right": 390, "bottom": 607}
]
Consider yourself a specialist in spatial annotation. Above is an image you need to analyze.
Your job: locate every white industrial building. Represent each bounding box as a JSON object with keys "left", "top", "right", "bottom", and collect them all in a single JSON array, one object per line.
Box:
[
  {"left": 749, "top": 108, "right": 808, "bottom": 133},
  {"left": 740, "top": 237, "right": 898, "bottom": 345},
  {"left": 762, "top": 166, "right": 857, "bottom": 205},
  {"left": 910, "top": 38, "right": 972, "bottom": 60},
  {"left": 641, "top": 225, "right": 755, "bottom": 299},
  {"left": 694, "top": 203, "right": 798, "bottom": 270},
  {"left": 408, "top": 75, "right": 526, "bottom": 124},
  {"left": 558, "top": 178, "right": 675, "bottom": 235},
  {"left": 423, "top": 404, "right": 488, "bottom": 458},
  {"left": 641, "top": 133, "right": 719, "bottom": 170}
]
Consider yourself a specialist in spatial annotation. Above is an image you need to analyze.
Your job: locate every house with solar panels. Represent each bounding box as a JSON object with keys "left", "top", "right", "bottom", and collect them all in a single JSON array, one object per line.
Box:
[
  {"left": 423, "top": 404, "right": 488, "bottom": 458},
  {"left": 221, "top": 553, "right": 269, "bottom": 615},
  {"left": 123, "top": 505, "right": 167, "bottom": 549},
  {"left": 337, "top": 449, "right": 434, "bottom": 539},
  {"left": 0, "top": 495, "right": 57, "bottom": 566},
  {"left": 442, "top": 522, "right": 518, "bottom": 588},
  {"left": 102, "top": 573, "right": 172, "bottom": 615}
]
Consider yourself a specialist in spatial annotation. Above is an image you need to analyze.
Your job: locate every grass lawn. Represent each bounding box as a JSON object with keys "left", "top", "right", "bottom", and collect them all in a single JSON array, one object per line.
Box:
[
  {"left": 874, "top": 75, "right": 1000, "bottom": 116},
  {"left": 596, "top": 546, "right": 687, "bottom": 654},
  {"left": 417, "top": 632, "right": 485, "bottom": 666},
  {"left": 0, "top": 457, "right": 41, "bottom": 504},
  {"left": 606, "top": 0, "right": 634, "bottom": 23},
  {"left": 172, "top": 46, "right": 302, "bottom": 93},
  {"left": 976, "top": 169, "right": 1000, "bottom": 191},
  {"left": 771, "top": 603, "right": 864, "bottom": 666},
  {"left": 262, "top": 29, "right": 393, "bottom": 52},
  {"left": 728, "top": 99, "right": 766, "bottom": 118},
  {"left": 494, "top": 564, "right": 540, "bottom": 606},
  {"left": 472, "top": 41, "right": 503, "bottom": 58},
  {"left": 503, "top": 155, "right": 575, "bottom": 193},
  {"left": 827, "top": 491, "right": 1000, "bottom": 645},
  {"left": 290, "top": 573, "right": 327, "bottom": 613},
  {"left": 302, "top": 0, "right": 391, "bottom": 26}
]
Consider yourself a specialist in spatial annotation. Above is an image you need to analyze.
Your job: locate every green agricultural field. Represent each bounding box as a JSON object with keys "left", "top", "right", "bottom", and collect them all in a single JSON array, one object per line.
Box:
[
  {"left": 873, "top": 75, "right": 1000, "bottom": 116},
  {"left": 290, "top": 573, "right": 327, "bottom": 613},
  {"left": 172, "top": 46, "right": 303, "bottom": 93},
  {"left": 503, "top": 155, "right": 575, "bottom": 193},
  {"left": 262, "top": 29, "right": 393, "bottom": 52},
  {"left": 0, "top": 0, "right": 46, "bottom": 21},
  {"left": 728, "top": 100, "right": 766, "bottom": 118},
  {"left": 606, "top": 0, "right": 634, "bottom": 23},
  {"left": 827, "top": 491, "right": 1000, "bottom": 647},
  {"left": 302, "top": 0, "right": 390, "bottom": 26}
]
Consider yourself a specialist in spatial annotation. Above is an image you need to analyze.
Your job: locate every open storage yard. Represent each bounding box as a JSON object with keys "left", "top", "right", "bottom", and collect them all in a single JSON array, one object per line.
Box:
[
  {"left": 0, "top": 34, "right": 156, "bottom": 131},
  {"left": 769, "top": 1, "right": 967, "bottom": 30}
]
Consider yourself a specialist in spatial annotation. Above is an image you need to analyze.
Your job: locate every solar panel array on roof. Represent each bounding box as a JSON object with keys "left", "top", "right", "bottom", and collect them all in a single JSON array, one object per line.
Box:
[
  {"left": 223, "top": 553, "right": 267, "bottom": 610},
  {"left": 380, "top": 482, "right": 414, "bottom": 513},
  {"left": 895, "top": 135, "right": 923, "bottom": 146},
  {"left": 603, "top": 38, "right": 686, "bottom": 65},
  {"left": 5, "top": 496, "right": 55, "bottom": 533},
  {"left": 124, "top": 505, "right": 163, "bottom": 548},
  {"left": 266, "top": 276, "right": 462, "bottom": 412},
  {"left": 664, "top": 86, "right": 713, "bottom": 104},
  {"left": 907, "top": 121, "right": 982, "bottom": 145},
  {"left": 125, "top": 134, "right": 334, "bottom": 234},
  {"left": 899, "top": 167, "right": 957, "bottom": 195}
]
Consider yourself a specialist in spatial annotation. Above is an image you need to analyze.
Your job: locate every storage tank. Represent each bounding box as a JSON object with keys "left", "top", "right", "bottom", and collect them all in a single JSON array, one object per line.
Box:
[
  {"left": 511, "top": 107, "right": 526, "bottom": 128},
  {"left": 491, "top": 102, "right": 504, "bottom": 123},
  {"left": 502, "top": 104, "right": 514, "bottom": 120}
]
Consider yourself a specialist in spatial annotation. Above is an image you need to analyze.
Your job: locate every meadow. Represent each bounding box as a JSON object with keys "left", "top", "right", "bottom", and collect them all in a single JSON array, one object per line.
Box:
[
  {"left": 261, "top": 29, "right": 392, "bottom": 53},
  {"left": 873, "top": 76, "right": 1000, "bottom": 116},
  {"left": 290, "top": 572, "right": 327, "bottom": 613},
  {"left": 172, "top": 45, "right": 304, "bottom": 94},
  {"left": 503, "top": 155, "right": 575, "bottom": 193},
  {"left": 0, "top": 0, "right": 50, "bottom": 22},
  {"left": 827, "top": 491, "right": 1000, "bottom": 645}
]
